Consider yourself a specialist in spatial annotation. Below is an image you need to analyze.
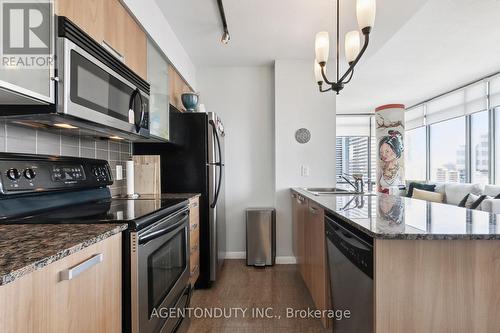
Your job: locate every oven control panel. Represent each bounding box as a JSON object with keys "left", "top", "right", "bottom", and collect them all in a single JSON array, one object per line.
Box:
[{"left": 0, "top": 154, "right": 114, "bottom": 195}]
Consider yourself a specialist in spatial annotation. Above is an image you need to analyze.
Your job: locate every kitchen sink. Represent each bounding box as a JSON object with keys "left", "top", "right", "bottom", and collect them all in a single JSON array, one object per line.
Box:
[{"left": 303, "top": 187, "right": 362, "bottom": 196}]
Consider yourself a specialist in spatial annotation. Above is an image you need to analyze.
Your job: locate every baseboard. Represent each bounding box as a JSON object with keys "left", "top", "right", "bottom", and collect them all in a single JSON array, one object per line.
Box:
[
  {"left": 224, "top": 252, "right": 297, "bottom": 264},
  {"left": 275, "top": 256, "right": 297, "bottom": 264},
  {"left": 225, "top": 251, "right": 246, "bottom": 259}
]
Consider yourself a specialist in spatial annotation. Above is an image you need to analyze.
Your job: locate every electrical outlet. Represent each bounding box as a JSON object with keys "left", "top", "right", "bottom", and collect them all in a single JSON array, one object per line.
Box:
[
  {"left": 116, "top": 165, "right": 123, "bottom": 180},
  {"left": 301, "top": 165, "right": 310, "bottom": 177}
]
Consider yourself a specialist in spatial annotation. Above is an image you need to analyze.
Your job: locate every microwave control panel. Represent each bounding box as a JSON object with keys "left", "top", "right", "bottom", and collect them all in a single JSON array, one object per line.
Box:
[{"left": 0, "top": 157, "right": 113, "bottom": 195}]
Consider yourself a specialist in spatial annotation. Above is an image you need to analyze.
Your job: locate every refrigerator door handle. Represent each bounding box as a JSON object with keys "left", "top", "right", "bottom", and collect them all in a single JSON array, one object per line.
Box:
[{"left": 209, "top": 120, "right": 223, "bottom": 208}]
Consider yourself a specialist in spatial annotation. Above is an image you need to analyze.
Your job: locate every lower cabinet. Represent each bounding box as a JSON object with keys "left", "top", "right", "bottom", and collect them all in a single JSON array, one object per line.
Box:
[
  {"left": 189, "top": 196, "right": 200, "bottom": 285},
  {"left": 291, "top": 193, "right": 331, "bottom": 329},
  {"left": 0, "top": 233, "right": 122, "bottom": 333}
]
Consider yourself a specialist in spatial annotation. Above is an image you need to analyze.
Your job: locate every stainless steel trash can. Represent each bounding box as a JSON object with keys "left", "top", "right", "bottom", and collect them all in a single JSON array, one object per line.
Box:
[{"left": 246, "top": 208, "right": 276, "bottom": 267}]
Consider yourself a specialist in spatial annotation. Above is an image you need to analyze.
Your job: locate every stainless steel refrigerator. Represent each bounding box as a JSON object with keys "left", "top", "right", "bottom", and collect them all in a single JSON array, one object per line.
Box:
[{"left": 134, "top": 109, "right": 226, "bottom": 288}]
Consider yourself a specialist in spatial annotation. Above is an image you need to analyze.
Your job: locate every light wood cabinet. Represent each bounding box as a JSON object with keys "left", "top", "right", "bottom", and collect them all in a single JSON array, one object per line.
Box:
[
  {"left": 307, "top": 201, "right": 331, "bottom": 328},
  {"left": 291, "top": 192, "right": 331, "bottom": 329},
  {"left": 189, "top": 196, "right": 200, "bottom": 285},
  {"left": 0, "top": 233, "right": 122, "bottom": 333},
  {"left": 168, "top": 65, "right": 193, "bottom": 111},
  {"left": 55, "top": 0, "right": 147, "bottom": 79}
]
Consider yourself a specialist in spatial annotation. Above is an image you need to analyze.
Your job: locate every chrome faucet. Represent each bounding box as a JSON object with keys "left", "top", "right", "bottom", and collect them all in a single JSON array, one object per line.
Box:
[{"left": 341, "top": 173, "right": 364, "bottom": 193}]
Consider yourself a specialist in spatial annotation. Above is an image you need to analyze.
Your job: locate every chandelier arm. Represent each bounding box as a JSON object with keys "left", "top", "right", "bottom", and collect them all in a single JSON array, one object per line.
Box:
[
  {"left": 338, "top": 32, "right": 370, "bottom": 84},
  {"left": 320, "top": 65, "right": 335, "bottom": 85},
  {"left": 343, "top": 68, "right": 355, "bottom": 84},
  {"left": 319, "top": 85, "right": 333, "bottom": 92}
]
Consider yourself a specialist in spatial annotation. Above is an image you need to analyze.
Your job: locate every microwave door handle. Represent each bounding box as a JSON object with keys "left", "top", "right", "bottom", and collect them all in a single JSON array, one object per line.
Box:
[
  {"left": 129, "top": 88, "right": 144, "bottom": 133},
  {"left": 139, "top": 213, "right": 189, "bottom": 245}
]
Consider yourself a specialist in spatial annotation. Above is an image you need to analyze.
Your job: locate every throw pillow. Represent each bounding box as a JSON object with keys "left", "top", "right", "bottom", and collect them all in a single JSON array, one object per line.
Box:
[
  {"left": 463, "top": 193, "right": 488, "bottom": 210},
  {"left": 470, "top": 195, "right": 487, "bottom": 210},
  {"left": 458, "top": 193, "right": 470, "bottom": 207},
  {"left": 407, "top": 182, "right": 436, "bottom": 198},
  {"left": 412, "top": 188, "right": 444, "bottom": 203}
]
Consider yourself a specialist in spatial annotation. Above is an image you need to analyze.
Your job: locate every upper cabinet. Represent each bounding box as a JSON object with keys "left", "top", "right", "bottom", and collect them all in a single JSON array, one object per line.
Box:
[
  {"left": 147, "top": 39, "right": 170, "bottom": 141},
  {"left": 168, "top": 65, "right": 194, "bottom": 111},
  {"left": 55, "top": 0, "right": 147, "bottom": 79},
  {"left": 0, "top": 0, "right": 56, "bottom": 104}
]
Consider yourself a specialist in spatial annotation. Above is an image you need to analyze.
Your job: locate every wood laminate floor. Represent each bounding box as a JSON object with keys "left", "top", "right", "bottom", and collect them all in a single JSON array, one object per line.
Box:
[{"left": 187, "top": 260, "right": 329, "bottom": 333}]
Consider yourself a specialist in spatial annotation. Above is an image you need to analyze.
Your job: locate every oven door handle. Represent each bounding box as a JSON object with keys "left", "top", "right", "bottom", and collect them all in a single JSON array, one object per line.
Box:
[{"left": 139, "top": 213, "right": 189, "bottom": 245}]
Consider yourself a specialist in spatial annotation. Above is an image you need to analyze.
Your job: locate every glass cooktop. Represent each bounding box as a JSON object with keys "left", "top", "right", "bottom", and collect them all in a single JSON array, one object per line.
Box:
[{"left": 1, "top": 197, "right": 188, "bottom": 230}]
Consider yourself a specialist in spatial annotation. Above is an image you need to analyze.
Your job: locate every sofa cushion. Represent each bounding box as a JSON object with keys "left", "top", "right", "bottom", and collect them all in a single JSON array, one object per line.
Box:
[
  {"left": 483, "top": 185, "right": 500, "bottom": 197},
  {"left": 444, "top": 183, "right": 482, "bottom": 205},
  {"left": 412, "top": 188, "right": 444, "bottom": 203},
  {"left": 481, "top": 198, "right": 500, "bottom": 213},
  {"left": 407, "top": 182, "right": 436, "bottom": 198}
]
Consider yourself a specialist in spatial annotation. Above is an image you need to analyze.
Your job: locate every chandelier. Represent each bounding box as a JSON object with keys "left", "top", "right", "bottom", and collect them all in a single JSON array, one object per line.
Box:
[{"left": 314, "top": 0, "right": 376, "bottom": 94}]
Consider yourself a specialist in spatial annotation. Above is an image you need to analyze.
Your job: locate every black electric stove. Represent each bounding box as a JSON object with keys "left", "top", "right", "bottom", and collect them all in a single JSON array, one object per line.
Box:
[
  {"left": 0, "top": 189, "right": 187, "bottom": 231},
  {"left": 0, "top": 153, "right": 192, "bottom": 333},
  {"left": 0, "top": 153, "right": 188, "bottom": 231}
]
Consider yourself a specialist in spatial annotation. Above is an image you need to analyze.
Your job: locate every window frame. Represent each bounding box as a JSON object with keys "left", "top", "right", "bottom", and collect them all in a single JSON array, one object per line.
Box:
[{"left": 405, "top": 77, "right": 498, "bottom": 185}]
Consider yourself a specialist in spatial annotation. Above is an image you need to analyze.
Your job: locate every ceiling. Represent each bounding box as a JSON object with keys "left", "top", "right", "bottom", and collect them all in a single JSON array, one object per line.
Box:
[
  {"left": 157, "top": 0, "right": 500, "bottom": 113},
  {"left": 157, "top": 0, "right": 427, "bottom": 66}
]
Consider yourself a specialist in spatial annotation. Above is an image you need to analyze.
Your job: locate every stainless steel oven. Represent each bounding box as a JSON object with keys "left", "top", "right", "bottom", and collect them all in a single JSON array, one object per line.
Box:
[{"left": 130, "top": 206, "right": 191, "bottom": 333}]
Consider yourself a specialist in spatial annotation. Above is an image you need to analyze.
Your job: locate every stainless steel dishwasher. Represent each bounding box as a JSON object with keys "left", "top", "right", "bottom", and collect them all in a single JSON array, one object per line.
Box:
[{"left": 325, "top": 213, "right": 374, "bottom": 333}]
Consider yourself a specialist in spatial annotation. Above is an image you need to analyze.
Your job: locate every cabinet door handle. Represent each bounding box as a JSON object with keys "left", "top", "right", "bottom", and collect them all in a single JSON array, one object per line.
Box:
[
  {"left": 190, "top": 265, "right": 199, "bottom": 276},
  {"left": 309, "top": 206, "right": 319, "bottom": 214},
  {"left": 59, "top": 253, "right": 103, "bottom": 281},
  {"left": 101, "top": 40, "right": 125, "bottom": 62}
]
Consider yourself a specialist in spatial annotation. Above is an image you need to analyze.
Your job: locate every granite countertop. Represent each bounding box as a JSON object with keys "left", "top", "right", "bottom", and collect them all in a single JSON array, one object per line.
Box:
[
  {"left": 292, "top": 188, "right": 500, "bottom": 240},
  {"left": 0, "top": 223, "right": 127, "bottom": 286}
]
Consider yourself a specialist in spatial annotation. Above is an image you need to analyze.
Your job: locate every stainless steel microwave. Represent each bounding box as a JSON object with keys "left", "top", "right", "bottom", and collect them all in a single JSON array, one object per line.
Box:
[{"left": 0, "top": 17, "right": 150, "bottom": 141}]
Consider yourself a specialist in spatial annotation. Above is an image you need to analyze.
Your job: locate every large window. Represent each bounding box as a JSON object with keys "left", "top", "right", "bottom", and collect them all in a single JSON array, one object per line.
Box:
[
  {"left": 336, "top": 137, "right": 370, "bottom": 183},
  {"left": 430, "top": 117, "right": 466, "bottom": 183},
  {"left": 336, "top": 115, "right": 375, "bottom": 189},
  {"left": 405, "top": 127, "right": 427, "bottom": 180},
  {"left": 404, "top": 76, "right": 500, "bottom": 185},
  {"left": 471, "top": 111, "right": 489, "bottom": 183}
]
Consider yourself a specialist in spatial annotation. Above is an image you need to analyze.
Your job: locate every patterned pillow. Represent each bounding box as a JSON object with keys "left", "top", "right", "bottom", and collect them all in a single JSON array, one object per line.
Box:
[{"left": 407, "top": 182, "right": 436, "bottom": 198}]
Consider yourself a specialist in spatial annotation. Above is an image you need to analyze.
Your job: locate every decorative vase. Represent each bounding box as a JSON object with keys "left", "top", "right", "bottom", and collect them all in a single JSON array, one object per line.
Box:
[{"left": 181, "top": 92, "right": 199, "bottom": 112}]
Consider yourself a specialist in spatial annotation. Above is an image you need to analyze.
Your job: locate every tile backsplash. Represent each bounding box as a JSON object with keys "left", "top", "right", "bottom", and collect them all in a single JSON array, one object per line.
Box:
[{"left": 0, "top": 122, "right": 132, "bottom": 196}]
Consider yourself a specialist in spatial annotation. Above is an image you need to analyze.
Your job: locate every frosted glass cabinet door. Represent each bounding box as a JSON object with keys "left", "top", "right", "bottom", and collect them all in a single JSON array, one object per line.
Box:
[
  {"left": 147, "top": 39, "right": 169, "bottom": 141},
  {"left": 0, "top": 0, "right": 55, "bottom": 103}
]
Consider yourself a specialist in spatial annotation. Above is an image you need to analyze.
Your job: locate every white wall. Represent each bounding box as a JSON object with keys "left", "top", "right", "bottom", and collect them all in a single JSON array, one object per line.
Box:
[
  {"left": 197, "top": 61, "right": 336, "bottom": 261},
  {"left": 274, "top": 60, "right": 336, "bottom": 258},
  {"left": 123, "top": 0, "right": 197, "bottom": 89},
  {"left": 197, "top": 66, "right": 275, "bottom": 256}
]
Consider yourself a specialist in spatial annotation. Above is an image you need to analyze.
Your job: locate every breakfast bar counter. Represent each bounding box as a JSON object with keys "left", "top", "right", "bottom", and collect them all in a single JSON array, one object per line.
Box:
[{"left": 291, "top": 188, "right": 500, "bottom": 333}]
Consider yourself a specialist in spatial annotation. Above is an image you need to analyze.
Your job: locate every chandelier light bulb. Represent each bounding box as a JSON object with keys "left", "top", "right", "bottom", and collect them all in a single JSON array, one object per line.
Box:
[
  {"left": 356, "top": 0, "right": 376, "bottom": 30},
  {"left": 345, "top": 31, "right": 361, "bottom": 63},
  {"left": 314, "top": 60, "right": 324, "bottom": 83},
  {"left": 315, "top": 31, "right": 330, "bottom": 64}
]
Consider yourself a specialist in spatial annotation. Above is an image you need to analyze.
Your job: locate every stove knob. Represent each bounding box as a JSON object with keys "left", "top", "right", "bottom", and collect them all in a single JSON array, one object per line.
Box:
[
  {"left": 24, "top": 168, "right": 36, "bottom": 180},
  {"left": 6, "top": 168, "right": 21, "bottom": 180}
]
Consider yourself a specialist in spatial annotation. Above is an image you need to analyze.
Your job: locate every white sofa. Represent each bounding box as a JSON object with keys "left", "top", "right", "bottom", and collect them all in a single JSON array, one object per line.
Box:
[{"left": 408, "top": 182, "right": 500, "bottom": 214}]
